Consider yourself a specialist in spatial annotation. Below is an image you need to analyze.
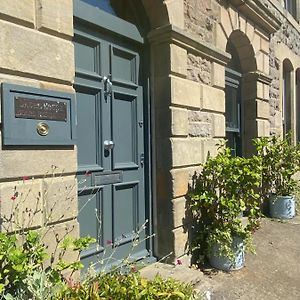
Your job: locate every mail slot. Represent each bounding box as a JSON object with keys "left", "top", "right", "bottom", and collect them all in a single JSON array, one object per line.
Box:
[
  {"left": 1, "top": 83, "right": 76, "bottom": 145},
  {"left": 93, "top": 171, "right": 123, "bottom": 186}
]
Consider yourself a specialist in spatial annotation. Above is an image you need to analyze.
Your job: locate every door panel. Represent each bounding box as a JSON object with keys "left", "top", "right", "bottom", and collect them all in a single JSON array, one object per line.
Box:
[{"left": 74, "top": 3, "right": 148, "bottom": 269}]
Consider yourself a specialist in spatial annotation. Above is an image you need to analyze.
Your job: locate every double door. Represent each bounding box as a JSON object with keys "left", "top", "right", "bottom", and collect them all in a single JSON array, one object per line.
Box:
[{"left": 74, "top": 4, "right": 148, "bottom": 267}]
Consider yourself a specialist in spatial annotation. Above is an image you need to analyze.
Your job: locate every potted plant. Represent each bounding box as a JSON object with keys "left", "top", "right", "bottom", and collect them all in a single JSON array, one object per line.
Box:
[
  {"left": 254, "top": 133, "right": 300, "bottom": 219},
  {"left": 190, "top": 147, "right": 262, "bottom": 271}
]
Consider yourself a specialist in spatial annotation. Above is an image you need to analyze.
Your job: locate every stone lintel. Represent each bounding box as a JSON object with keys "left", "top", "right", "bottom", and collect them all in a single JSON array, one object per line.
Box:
[
  {"left": 229, "top": 0, "right": 282, "bottom": 33},
  {"left": 148, "top": 24, "right": 231, "bottom": 66}
]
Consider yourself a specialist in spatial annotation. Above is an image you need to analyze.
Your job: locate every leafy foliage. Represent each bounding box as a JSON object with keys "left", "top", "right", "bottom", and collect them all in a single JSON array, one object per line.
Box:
[
  {"left": 189, "top": 147, "right": 262, "bottom": 263},
  {"left": 59, "top": 272, "right": 197, "bottom": 300},
  {"left": 254, "top": 133, "right": 300, "bottom": 196}
]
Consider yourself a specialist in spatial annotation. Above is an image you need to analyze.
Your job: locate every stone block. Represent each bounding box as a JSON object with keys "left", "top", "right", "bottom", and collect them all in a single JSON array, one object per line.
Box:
[
  {"left": 170, "top": 167, "right": 200, "bottom": 198},
  {"left": 173, "top": 227, "right": 189, "bottom": 258},
  {"left": 170, "top": 44, "right": 187, "bottom": 77},
  {"left": 36, "top": 0, "right": 73, "bottom": 37},
  {"left": 264, "top": 84, "right": 270, "bottom": 100},
  {"left": 188, "top": 110, "right": 212, "bottom": 123},
  {"left": 0, "top": 179, "right": 43, "bottom": 231},
  {"left": 257, "top": 81, "right": 264, "bottom": 99},
  {"left": 252, "top": 33, "right": 261, "bottom": 54},
  {"left": 238, "top": 14, "right": 246, "bottom": 34},
  {"left": 165, "top": 0, "right": 184, "bottom": 29},
  {"left": 214, "top": 23, "right": 227, "bottom": 51},
  {"left": 0, "top": 149, "right": 77, "bottom": 180},
  {"left": 171, "top": 107, "right": 188, "bottom": 136},
  {"left": 246, "top": 20, "right": 254, "bottom": 42},
  {"left": 200, "top": 84, "right": 225, "bottom": 112},
  {"left": 257, "top": 119, "right": 270, "bottom": 137},
  {"left": 0, "top": 20, "right": 74, "bottom": 83},
  {"left": 202, "top": 139, "right": 220, "bottom": 161},
  {"left": 220, "top": 6, "right": 232, "bottom": 38},
  {"left": 212, "top": 113, "right": 225, "bottom": 137},
  {"left": 260, "top": 37, "right": 269, "bottom": 53},
  {"left": 188, "top": 122, "right": 211, "bottom": 137},
  {"left": 172, "top": 197, "right": 188, "bottom": 228},
  {"left": 256, "top": 100, "right": 270, "bottom": 120},
  {"left": 212, "top": 62, "right": 225, "bottom": 89},
  {"left": 171, "top": 138, "right": 203, "bottom": 167},
  {"left": 256, "top": 51, "right": 264, "bottom": 73},
  {"left": 171, "top": 76, "right": 200, "bottom": 108},
  {"left": 43, "top": 220, "right": 80, "bottom": 267},
  {"left": 228, "top": 5, "right": 238, "bottom": 30},
  {"left": 264, "top": 53, "right": 270, "bottom": 75},
  {"left": 44, "top": 176, "right": 78, "bottom": 224},
  {"left": 0, "top": 0, "right": 35, "bottom": 27}
]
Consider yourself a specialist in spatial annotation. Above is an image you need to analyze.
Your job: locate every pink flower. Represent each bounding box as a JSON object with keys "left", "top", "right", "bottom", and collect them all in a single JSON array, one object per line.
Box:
[
  {"left": 85, "top": 170, "right": 91, "bottom": 177},
  {"left": 22, "top": 176, "right": 30, "bottom": 181},
  {"left": 176, "top": 259, "right": 182, "bottom": 265},
  {"left": 106, "top": 240, "right": 113, "bottom": 246}
]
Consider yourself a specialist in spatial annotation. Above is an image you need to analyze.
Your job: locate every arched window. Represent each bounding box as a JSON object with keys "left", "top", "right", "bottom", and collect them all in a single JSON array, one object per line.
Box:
[
  {"left": 225, "top": 40, "right": 242, "bottom": 156},
  {"left": 282, "top": 59, "right": 293, "bottom": 135}
]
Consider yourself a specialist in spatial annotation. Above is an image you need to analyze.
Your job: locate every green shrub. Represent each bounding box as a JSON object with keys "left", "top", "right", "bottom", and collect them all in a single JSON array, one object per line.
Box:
[
  {"left": 59, "top": 271, "right": 197, "bottom": 300},
  {"left": 189, "top": 146, "right": 262, "bottom": 263}
]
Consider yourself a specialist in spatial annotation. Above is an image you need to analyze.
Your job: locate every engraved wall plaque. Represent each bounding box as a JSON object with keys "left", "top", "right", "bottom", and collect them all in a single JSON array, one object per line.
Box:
[{"left": 15, "top": 97, "right": 67, "bottom": 122}]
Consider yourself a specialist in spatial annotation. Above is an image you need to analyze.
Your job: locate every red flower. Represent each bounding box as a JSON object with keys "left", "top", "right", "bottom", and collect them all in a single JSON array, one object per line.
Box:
[
  {"left": 176, "top": 259, "right": 182, "bottom": 265},
  {"left": 106, "top": 240, "right": 113, "bottom": 246},
  {"left": 11, "top": 195, "right": 17, "bottom": 201},
  {"left": 22, "top": 176, "right": 30, "bottom": 181}
]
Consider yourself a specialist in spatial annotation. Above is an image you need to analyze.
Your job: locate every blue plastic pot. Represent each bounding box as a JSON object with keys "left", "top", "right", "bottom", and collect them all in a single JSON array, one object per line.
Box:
[
  {"left": 208, "top": 237, "right": 245, "bottom": 272},
  {"left": 269, "top": 195, "right": 295, "bottom": 219}
]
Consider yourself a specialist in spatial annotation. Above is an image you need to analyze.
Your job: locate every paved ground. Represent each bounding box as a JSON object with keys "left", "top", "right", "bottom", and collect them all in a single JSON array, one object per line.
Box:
[{"left": 141, "top": 216, "right": 300, "bottom": 300}]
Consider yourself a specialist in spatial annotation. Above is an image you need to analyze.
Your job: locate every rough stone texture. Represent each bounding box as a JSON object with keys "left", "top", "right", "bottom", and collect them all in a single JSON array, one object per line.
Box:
[
  {"left": 0, "top": 0, "right": 35, "bottom": 27},
  {"left": 0, "top": 19, "right": 74, "bottom": 83},
  {"left": 184, "top": 0, "right": 219, "bottom": 43},
  {"left": 0, "top": 179, "right": 43, "bottom": 231},
  {"left": 187, "top": 53, "right": 211, "bottom": 85},
  {"left": 36, "top": 0, "right": 73, "bottom": 38}
]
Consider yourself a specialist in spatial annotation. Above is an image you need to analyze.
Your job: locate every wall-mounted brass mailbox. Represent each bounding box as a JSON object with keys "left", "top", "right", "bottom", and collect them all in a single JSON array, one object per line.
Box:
[{"left": 1, "top": 83, "right": 76, "bottom": 145}]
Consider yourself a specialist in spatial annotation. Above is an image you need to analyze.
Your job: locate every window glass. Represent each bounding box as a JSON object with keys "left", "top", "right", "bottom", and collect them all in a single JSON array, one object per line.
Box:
[
  {"left": 285, "top": 0, "right": 297, "bottom": 19},
  {"left": 81, "top": 0, "right": 116, "bottom": 15},
  {"left": 225, "top": 86, "right": 239, "bottom": 130}
]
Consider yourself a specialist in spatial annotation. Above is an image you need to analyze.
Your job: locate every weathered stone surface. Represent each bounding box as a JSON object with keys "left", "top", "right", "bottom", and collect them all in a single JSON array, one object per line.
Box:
[
  {"left": 200, "top": 84, "right": 225, "bottom": 112},
  {"left": 44, "top": 176, "right": 78, "bottom": 224},
  {"left": 36, "top": 0, "right": 73, "bottom": 37},
  {"left": 187, "top": 53, "right": 211, "bottom": 85},
  {"left": 257, "top": 119, "right": 271, "bottom": 137},
  {"left": 184, "top": 0, "right": 218, "bottom": 43},
  {"left": 0, "top": 0, "right": 35, "bottom": 27},
  {"left": 188, "top": 110, "right": 212, "bottom": 123},
  {"left": 43, "top": 220, "right": 79, "bottom": 267},
  {"left": 0, "top": 19, "right": 74, "bottom": 83},
  {"left": 212, "top": 113, "right": 225, "bottom": 137},
  {"left": 171, "top": 76, "right": 200, "bottom": 108},
  {"left": 170, "top": 166, "right": 200, "bottom": 198},
  {"left": 202, "top": 139, "right": 220, "bottom": 161},
  {"left": 171, "top": 138, "right": 203, "bottom": 167},
  {"left": 171, "top": 107, "right": 188, "bottom": 136},
  {"left": 256, "top": 99, "right": 270, "bottom": 120},
  {"left": 0, "top": 148, "right": 77, "bottom": 179},
  {"left": 211, "top": 62, "right": 225, "bottom": 89},
  {"left": 188, "top": 122, "right": 211, "bottom": 137},
  {"left": 170, "top": 44, "right": 187, "bottom": 77},
  {"left": 173, "top": 226, "right": 189, "bottom": 257},
  {"left": 0, "top": 179, "right": 43, "bottom": 231},
  {"left": 165, "top": 0, "right": 184, "bottom": 29}
]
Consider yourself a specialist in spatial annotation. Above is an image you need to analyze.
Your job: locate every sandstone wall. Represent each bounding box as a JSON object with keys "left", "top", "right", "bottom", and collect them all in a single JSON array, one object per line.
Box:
[{"left": 0, "top": 0, "right": 78, "bottom": 257}]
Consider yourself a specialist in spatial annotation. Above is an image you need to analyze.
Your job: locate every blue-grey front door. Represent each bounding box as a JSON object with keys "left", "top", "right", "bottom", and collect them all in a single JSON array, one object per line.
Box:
[{"left": 74, "top": 0, "right": 149, "bottom": 268}]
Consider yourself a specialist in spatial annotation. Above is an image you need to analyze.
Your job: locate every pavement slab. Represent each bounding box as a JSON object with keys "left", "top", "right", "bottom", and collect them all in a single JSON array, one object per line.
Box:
[{"left": 141, "top": 216, "right": 300, "bottom": 300}]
